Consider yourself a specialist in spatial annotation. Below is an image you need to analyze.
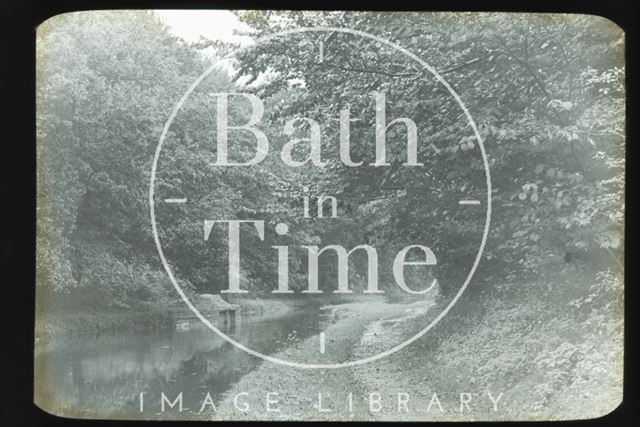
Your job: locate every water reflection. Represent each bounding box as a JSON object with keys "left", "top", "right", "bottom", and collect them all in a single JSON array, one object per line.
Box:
[{"left": 36, "top": 308, "right": 321, "bottom": 417}]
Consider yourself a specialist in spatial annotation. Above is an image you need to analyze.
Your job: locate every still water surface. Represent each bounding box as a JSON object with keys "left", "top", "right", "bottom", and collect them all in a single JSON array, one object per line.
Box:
[{"left": 37, "top": 308, "right": 321, "bottom": 417}]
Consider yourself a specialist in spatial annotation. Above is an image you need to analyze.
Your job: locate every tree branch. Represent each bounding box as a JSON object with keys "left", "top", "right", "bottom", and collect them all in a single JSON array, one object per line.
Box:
[
  {"left": 440, "top": 54, "right": 491, "bottom": 75},
  {"left": 318, "top": 61, "right": 420, "bottom": 78},
  {"left": 319, "top": 53, "right": 492, "bottom": 79}
]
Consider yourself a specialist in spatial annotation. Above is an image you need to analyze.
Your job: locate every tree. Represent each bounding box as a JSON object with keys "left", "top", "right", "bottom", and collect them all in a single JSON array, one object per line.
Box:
[{"left": 230, "top": 11, "right": 624, "bottom": 298}]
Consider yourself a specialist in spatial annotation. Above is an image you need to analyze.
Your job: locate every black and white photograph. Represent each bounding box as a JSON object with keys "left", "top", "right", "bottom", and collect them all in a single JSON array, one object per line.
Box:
[{"left": 30, "top": 9, "right": 625, "bottom": 421}]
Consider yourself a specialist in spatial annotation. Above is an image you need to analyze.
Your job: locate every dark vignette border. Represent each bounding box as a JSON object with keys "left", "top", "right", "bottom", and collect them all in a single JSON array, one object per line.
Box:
[{"left": 0, "top": 0, "right": 633, "bottom": 426}]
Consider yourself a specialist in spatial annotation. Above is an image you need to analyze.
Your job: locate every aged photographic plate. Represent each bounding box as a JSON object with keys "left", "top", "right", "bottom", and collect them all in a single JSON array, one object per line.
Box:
[{"left": 35, "top": 10, "right": 624, "bottom": 421}]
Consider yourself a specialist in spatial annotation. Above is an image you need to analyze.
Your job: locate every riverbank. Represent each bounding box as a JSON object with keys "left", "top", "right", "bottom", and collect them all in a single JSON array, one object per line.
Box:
[
  {"left": 35, "top": 296, "right": 306, "bottom": 354},
  {"left": 35, "top": 307, "right": 174, "bottom": 355},
  {"left": 36, "top": 270, "right": 621, "bottom": 421},
  {"left": 182, "top": 272, "right": 621, "bottom": 421},
  {"left": 196, "top": 297, "right": 423, "bottom": 421},
  {"left": 227, "top": 297, "right": 307, "bottom": 320},
  {"left": 349, "top": 274, "right": 622, "bottom": 421}
]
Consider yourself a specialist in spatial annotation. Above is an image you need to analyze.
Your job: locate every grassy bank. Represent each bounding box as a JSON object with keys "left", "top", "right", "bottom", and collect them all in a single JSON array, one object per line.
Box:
[
  {"left": 36, "top": 307, "right": 174, "bottom": 339},
  {"left": 35, "top": 294, "right": 311, "bottom": 350},
  {"left": 350, "top": 269, "right": 623, "bottom": 421}
]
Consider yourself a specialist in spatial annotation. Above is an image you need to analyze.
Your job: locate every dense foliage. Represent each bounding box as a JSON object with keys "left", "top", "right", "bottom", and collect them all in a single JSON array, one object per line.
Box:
[
  {"left": 231, "top": 12, "right": 624, "bottom": 295},
  {"left": 37, "top": 10, "right": 623, "bottom": 306},
  {"left": 35, "top": 11, "right": 624, "bottom": 418}
]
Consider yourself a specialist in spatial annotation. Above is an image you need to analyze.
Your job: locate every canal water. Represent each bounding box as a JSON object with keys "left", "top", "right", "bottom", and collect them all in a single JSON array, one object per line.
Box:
[{"left": 35, "top": 307, "right": 322, "bottom": 418}]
